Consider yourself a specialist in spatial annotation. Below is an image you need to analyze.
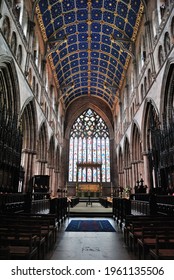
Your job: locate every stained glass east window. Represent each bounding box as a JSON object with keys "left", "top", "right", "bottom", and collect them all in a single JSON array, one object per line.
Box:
[{"left": 68, "top": 109, "right": 110, "bottom": 182}]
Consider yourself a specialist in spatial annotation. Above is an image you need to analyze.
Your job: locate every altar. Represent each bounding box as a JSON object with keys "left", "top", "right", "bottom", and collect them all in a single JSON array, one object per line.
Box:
[
  {"left": 77, "top": 183, "right": 101, "bottom": 197},
  {"left": 76, "top": 162, "right": 102, "bottom": 197}
]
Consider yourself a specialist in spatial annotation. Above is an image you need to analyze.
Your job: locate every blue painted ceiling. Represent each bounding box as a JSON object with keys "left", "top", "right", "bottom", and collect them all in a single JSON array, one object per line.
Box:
[{"left": 36, "top": 0, "right": 144, "bottom": 109}]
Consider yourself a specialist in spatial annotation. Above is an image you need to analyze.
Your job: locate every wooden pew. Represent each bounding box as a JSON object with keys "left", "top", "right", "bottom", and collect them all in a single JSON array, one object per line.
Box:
[
  {"left": 0, "top": 218, "right": 52, "bottom": 254},
  {"left": 124, "top": 215, "right": 174, "bottom": 244},
  {"left": 124, "top": 215, "right": 174, "bottom": 247},
  {"left": 149, "top": 235, "right": 174, "bottom": 259},
  {"left": 0, "top": 233, "right": 38, "bottom": 259},
  {"left": 0, "top": 213, "right": 58, "bottom": 259},
  {"left": 137, "top": 227, "right": 174, "bottom": 259},
  {"left": 0, "top": 225, "right": 45, "bottom": 259},
  {"left": 128, "top": 220, "right": 174, "bottom": 253}
]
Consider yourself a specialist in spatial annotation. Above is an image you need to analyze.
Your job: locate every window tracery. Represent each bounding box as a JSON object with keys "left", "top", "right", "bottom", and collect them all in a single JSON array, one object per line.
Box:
[{"left": 68, "top": 109, "right": 110, "bottom": 182}]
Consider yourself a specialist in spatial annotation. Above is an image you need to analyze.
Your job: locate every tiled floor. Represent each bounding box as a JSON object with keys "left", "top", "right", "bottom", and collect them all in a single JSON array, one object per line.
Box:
[{"left": 48, "top": 217, "right": 137, "bottom": 260}]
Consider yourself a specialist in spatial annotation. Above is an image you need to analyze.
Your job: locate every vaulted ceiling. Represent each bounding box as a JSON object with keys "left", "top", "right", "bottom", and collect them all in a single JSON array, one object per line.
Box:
[{"left": 35, "top": 0, "right": 144, "bottom": 110}]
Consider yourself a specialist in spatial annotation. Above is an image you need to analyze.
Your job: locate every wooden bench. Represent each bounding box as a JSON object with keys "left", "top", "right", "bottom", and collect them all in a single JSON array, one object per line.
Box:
[
  {"left": 149, "top": 235, "right": 174, "bottom": 259},
  {"left": 11, "top": 212, "right": 58, "bottom": 244},
  {"left": 0, "top": 233, "right": 38, "bottom": 259},
  {"left": 1, "top": 220, "right": 51, "bottom": 254},
  {"left": 137, "top": 227, "right": 174, "bottom": 259},
  {"left": 0, "top": 226, "right": 45, "bottom": 259},
  {"left": 0, "top": 213, "right": 59, "bottom": 258},
  {"left": 128, "top": 221, "right": 174, "bottom": 253},
  {"left": 124, "top": 215, "right": 174, "bottom": 245}
]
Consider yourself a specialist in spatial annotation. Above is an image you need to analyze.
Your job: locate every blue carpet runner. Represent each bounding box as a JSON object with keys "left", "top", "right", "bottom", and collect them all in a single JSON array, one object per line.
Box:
[{"left": 65, "top": 220, "right": 116, "bottom": 232}]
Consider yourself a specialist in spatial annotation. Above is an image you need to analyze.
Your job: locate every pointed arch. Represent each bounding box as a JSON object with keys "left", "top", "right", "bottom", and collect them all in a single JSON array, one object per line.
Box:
[
  {"left": 65, "top": 102, "right": 114, "bottom": 140},
  {"left": 159, "top": 60, "right": 174, "bottom": 190},
  {"left": 131, "top": 122, "right": 143, "bottom": 162},
  {"left": 37, "top": 122, "right": 48, "bottom": 174},
  {"left": 0, "top": 56, "right": 22, "bottom": 192},
  {"left": 21, "top": 99, "right": 37, "bottom": 151},
  {"left": 0, "top": 56, "right": 20, "bottom": 116},
  {"left": 68, "top": 108, "right": 110, "bottom": 183},
  {"left": 142, "top": 98, "right": 160, "bottom": 189},
  {"left": 123, "top": 137, "right": 131, "bottom": 188},
  {"left": 142, "top": 98, "right": 160, "bottom": 152},
  {"left": 20, "top": 99, "right": 37, "bottom": 191},
  {"left": 160, "top": 60, "right": 174, "bottom": 126},
  {"left": 131, "top": 122, "right": 144, "bottom": 187}
]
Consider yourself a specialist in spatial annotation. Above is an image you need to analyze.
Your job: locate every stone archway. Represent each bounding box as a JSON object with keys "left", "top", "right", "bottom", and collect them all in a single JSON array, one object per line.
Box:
[
  {"left": 142, "top": 99, "right": 160, "bottom": 190},
  {"left": 20, "top": 99, "right": 37, "bottom": 192}
]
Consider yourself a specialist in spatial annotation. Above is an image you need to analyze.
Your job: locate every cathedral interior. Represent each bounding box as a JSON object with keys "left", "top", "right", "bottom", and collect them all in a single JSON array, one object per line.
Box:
[{"left": 0, "top": 0, "right": 174, "bottom": 260}]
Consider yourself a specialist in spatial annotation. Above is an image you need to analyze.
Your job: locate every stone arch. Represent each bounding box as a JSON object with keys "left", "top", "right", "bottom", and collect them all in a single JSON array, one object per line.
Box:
[
  {"left": 37, "top": 122, "right": 48, "bottom": 174},
  {"left": 141, "top": 98, "right": 160, "bottom": 189},
  {"left": 142, "top": 98, "right": 160, "bottom": 152},
  {"left": 131, "top": 122, "right": 143, "bottom": 187},
  {"left": 0, "top": 56, "right": 20, "bottom": 117},
  {"left": 131, "top": 121, "right": 142, "bottom": 160},
  {"left": 65, "top": 102, "right": 114, "bottom": 140},
  {"left": 159, "top": 60, "right": 174, "bottom": 191},
  {"left": 67, "top": 108, "right": 111, "bottom": 187},
  {"left": 123, "top": 137, "right": 131, "bottom": 188},
  {"left": 20, "top": 99, "right": 38, "bottom": 191},
  {"left": 0, "top": 56, "right": 21, "bottom": 192},
  {"left": 160, "top": 59, "right": 174, "bottom": 126}
]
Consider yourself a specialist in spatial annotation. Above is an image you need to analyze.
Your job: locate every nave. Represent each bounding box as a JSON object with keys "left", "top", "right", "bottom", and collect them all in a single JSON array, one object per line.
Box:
[{"left": 48, "top": 217, "right": 136, "bottom": 260}]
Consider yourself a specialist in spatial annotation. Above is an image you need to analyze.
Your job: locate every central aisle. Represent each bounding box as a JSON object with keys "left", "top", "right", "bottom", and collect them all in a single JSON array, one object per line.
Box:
[{"left": 48, "top": 217, "right": 137, "bottom": 260}]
